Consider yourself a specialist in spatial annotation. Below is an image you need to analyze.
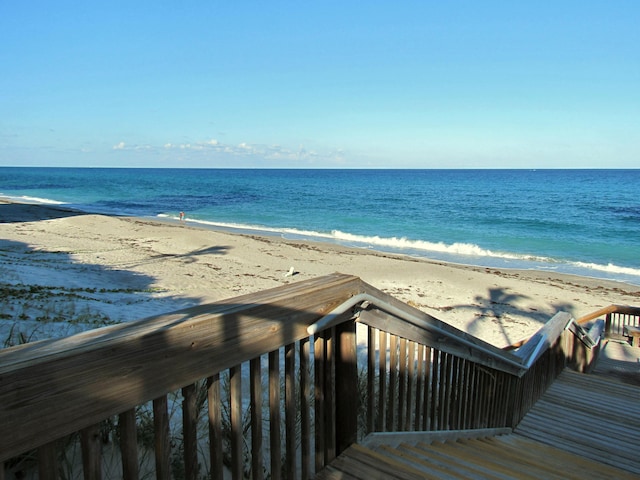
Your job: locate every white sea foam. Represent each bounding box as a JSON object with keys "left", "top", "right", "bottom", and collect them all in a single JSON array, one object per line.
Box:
[
  {"left": 329, "top": 230, "right": 556, "bottom": 263},
  {"left": 1, "top": 194, "right": 67, "bottom": 205},
  {"left": 570, "top": 261, "right": 640, "bottom": 278},
  {"left": 159, "top": 216, "right": 640, "bottom": 284}
]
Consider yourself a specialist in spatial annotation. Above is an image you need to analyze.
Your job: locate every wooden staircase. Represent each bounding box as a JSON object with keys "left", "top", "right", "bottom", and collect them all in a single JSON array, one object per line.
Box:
[
  {"left": 316, "top": 340, "right": 640, "bottom": 480},
  {"left": 315, "top": 433, "right": 637, "bottom": 480}
]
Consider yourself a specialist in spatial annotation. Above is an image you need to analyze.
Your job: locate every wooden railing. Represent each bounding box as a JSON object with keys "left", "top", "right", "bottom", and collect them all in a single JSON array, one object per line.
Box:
[
  {"left": 0, "top": 274, "right": 602, "bottom": 480},
  {"left": 575, "top": 304, "right": 640, "bottom": 337}
]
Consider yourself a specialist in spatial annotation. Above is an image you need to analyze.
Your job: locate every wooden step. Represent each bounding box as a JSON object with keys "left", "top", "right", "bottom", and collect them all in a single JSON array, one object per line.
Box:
[{"left": 317, "top": 433, "right": 639, "bottom": 480}]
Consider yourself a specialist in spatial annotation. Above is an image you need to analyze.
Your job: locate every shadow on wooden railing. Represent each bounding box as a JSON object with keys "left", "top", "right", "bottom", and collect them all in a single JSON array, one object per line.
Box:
[{"left": 0, "top": 273, "right": 607, "bottom": 480}]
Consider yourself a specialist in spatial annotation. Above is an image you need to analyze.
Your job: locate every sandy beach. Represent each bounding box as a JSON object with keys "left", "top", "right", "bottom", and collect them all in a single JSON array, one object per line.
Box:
[{"left": 1, "top": 199, "right": 639, "bottom": 349}]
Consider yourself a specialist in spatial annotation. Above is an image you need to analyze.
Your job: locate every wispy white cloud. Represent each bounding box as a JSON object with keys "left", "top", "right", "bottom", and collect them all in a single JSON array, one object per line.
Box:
[
  {"left": 113, "top": 142, "right": 155, "bottom": 151},
  {"left": 114, "top": 137, "right": 347, "bottom": 166}
]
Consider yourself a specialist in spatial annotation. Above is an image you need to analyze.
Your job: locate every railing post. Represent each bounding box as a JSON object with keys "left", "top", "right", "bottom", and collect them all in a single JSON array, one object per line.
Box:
[
  {"left": 182, "top": 384, "right": 198, "bottom": 480},
  {"left": 80, "top": 423, "right": 102, "bottom": 480},
  {"left": 153, "top": 396, "right": 171, "bottom": 480},
  {"left": 38, "top": 442, "right": 57, "bottom": 480},
  {"left": 207, "top": 374, "right": 224, "bottom": 479},
  {"left": 335, "top": 319, "right": 358, "bottom": 455},
  {"left": 118, "top": 409, "right": 139, "bottom": 480}
]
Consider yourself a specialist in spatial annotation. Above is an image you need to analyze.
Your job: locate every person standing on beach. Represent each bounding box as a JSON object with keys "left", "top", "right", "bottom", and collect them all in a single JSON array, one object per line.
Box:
[{"left": 179, "top": 211, "right": 185, "bottom": 222}]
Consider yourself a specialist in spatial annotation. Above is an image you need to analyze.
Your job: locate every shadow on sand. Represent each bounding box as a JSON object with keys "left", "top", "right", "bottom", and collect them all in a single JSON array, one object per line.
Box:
[
  {"left": 0, "top": 202, "right": 86, "bottom": 223},
  {"left": 449, "top": 286, "right": 575, "bottom": 346}
]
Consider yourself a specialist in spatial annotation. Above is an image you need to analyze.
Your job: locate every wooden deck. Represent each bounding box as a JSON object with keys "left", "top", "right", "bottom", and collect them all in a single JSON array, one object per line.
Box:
[
  {"left": 317, "top": 341, "right": 640, "bottom": 479},
  {"left": 514, "top": 344, "right": 640, "bottom": 475},
  {"left": 590, "top": 337, "right": 640, "bottom": 386}
]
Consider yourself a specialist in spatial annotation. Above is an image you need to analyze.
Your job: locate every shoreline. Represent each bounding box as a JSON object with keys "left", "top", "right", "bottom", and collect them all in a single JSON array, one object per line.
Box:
[
  {"left": 5, "top": 190, "right": 640, "bottom": 288},
  {"left": 1, "top": 198, "right": 639, "bottom": 348}
]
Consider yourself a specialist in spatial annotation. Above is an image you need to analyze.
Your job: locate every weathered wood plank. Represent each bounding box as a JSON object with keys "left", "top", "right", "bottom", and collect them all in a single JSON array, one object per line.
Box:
[
  {"left": 397, "top": 337, "right": 407, "bottom": 430},
  {"left": 269, "top": 350, "right": 281, "bottom": 480},
  {"left": 358, "top": 308, "right": 524, "bottom": 376},
  {"left": 377, "top": 330, "right": 387, "bottom": 432},
  {"left": 153, "top": 396, "right": 171, "bottom": 480},
  {"left": 285, "top": 343, "right": 296, "bottom": 478},
  {"left": 335, "top": 319, "right": 358, "bottom": 455},
  {"left": 405, "top": 340, "right": 415, "bottom": 431},
  {"left": 230, "top": 364, "right": 243, "bottom": 480},
  {"left": 0, "top": 274, "right": 363, "bottom": 462},
  {"left": 118, "top": 409, "right": 139, "bottom": 480},
  {"left": 413, "top": 344, "right": 424, "bottom": 431},
  {"left": 513, "top": 312, "right": 573, "bottom": 366},
  {"left": 182, "top": 384, "right": 198, "bottom": 480},
  {"left": 324, "top": 329, "right": 336, "bottom": 463},
  {"left": 80, "top": 423, "right": 102, "bottom": 480},
  {"left": 37, "top": 442, "right": 57, "bottom": 480},
  {"left": 366, "top": 326, "right": 376, "bottom": 434},
  {"left": 314, "top": 333, "right": 325, "bottom": 473},
  {"left": 250, "top": 357, "right": 264, "bottom": 480},
  {"left": 207, "top": 374, "right": 224, "bottom": 479},
  {"left": 300, "top": 337, "right": 311, "bottom": 480},
  {"left": 387, "top": 334, "right": 398, "bottom": 431},
  {"left": 421, "top": 346, "right": 432, "bottom": 431},
  {"left": 429, "top": 349, "right": 439, "bottom": 430}
]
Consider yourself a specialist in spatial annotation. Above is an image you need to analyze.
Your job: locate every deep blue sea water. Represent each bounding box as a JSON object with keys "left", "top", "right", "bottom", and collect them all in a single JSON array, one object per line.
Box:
[{"left": 1, "top": 167, "right": 639, "bottom": 285}]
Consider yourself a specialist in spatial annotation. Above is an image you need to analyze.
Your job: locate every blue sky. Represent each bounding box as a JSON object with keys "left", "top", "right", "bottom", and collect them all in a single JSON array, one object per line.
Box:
[{"left": 1, "top": 2, "right": 638, "bottom": 168}]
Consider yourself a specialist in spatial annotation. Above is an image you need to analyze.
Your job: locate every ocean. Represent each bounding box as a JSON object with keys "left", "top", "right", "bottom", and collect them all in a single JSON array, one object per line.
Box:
[{"left": 1, "top": 167, "right": 639, "bottom": 285}]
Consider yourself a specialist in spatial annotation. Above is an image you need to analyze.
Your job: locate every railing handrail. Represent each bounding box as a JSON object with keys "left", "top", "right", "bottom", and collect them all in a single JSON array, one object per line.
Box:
[
  {"left": 511, "top": 312, "right": 573, "bottom": 368},
  {"left": 0, "top": 273, "right": 608, "bottom": 471},
  {"left": 574, "top": 304, "right": 640, "bottom": 325},
  {"left": 311, "top": 290, "right": 529, "bottom": 376},
  {"left": 504, "top": 304, "right": 640, "bottom": 351},
  {"left": 320, "top": 285, "right": 579, "bottom": 377},
  {"left": 0, "top": 273, "right": 363, "bottom": 463}
]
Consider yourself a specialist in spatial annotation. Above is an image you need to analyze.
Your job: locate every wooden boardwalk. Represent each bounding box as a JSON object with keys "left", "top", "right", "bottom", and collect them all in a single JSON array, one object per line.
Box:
[
  {"left": 317, "top": 341, "right": 640, "bottom": 479},
  {"left": 514, "top": 351, "right": 640, "bottom": 475},
  {"left": 590, "top": 337, "right": 640, "bottom": 386}
]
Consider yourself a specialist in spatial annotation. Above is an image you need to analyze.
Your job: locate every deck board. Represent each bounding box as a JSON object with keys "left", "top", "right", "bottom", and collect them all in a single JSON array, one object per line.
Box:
[
  {"left": 514, "top": 343, "right": 640, "bottom": 475},
  {"left": 317, "top": 341, "right": 640, "bottom": 479}
]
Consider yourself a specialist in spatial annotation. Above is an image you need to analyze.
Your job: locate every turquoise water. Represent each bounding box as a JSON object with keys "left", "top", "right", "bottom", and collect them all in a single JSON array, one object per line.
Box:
[{"left": 1, "top": 167, "right": 639, "bottom": 285}]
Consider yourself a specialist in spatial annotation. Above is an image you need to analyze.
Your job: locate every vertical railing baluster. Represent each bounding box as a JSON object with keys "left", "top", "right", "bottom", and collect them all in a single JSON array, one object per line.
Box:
[
  {"left": 182, "top": 384, "right": 198, "bottom": 480},
  {"left": 335, "top": 320, "right": 358, "bottom": 455},
  {"left": 300, "top": 337, "right": 311, "bottom": 480},
  {"left": 153, "top": 396, "right": 171, "bottom": 480},
  {"left": 38, "top": 441, "right": 57, "bottom": 480},
  {"left": 269, "top": 350, "right": 281, "bottom": 480},
  {"left": 398, "top": 337, "right": 407, "bottom": 430},
  {"left": 285, "top": 343, "right": 297, "bottom": 478},
  {"left": 250, "top": 357, "right": 264, "bottom": 480},
  {"left": 421, "top": 346, "right": 432, "bottom": 431},
  {"left": 324, "top": 328, "right": 336, "bottom": 463},
  {"left": 367, "top": 326, "right": 376, "bottom": 434},
  {"left": 80, "top": 423, "right": 102, "bottom": 480},
  {"left": 377, "top": 330, "right": 387, "bottom": 432},
  {"left": 414, "top": 344, "right": 424, "bottom": 431},
  {"left": 448, "top": 356, "right": 458, "bottom": 430},
  {"left": 440, "top": 352, "right": 450, "bottom": 430},
  {"left": 406, "top": 340, "right": 415, "bottom": 431},
  {"left": 230, "top": 365, "right": 243, "bottom": 479},
  {"left": 314, "top": 333, "right": 325, "bottom": 473},
  {"left": 461, "top": 359, "right": 472, "bottom": 429},
  {"left": 387, "top": 334, "right": 398, "bottom": 431},
  {"left": 119, "top": 409, "right": 139, "bottom": 480},
  {"left": 207, "top": 374, "right": 223, "bottom": 479},
  {"left": 430, "top": 349, "right": 440, "bottom": 430}
]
